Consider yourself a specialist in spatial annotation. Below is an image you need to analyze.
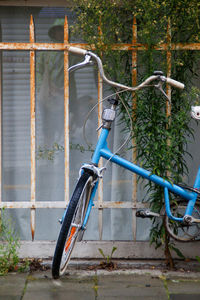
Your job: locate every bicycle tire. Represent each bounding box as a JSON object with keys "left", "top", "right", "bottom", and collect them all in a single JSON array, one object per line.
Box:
[
  {"left": 52, "top": 172, "right": 93, "bottom": 279},
  {"left": 165, "top": 200, "right": 200, "bottom": 242}
]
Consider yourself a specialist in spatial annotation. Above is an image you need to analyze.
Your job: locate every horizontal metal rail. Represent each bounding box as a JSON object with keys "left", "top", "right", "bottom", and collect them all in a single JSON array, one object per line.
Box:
[
  {"left": 0, "top": 201, "right": 148, "bottom": 209},
  {"left": 0, "top": 42, "right": 200, "bottom": 51}
]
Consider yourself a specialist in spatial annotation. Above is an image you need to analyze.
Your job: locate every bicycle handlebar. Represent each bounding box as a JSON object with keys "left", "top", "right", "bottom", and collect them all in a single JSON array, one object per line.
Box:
[
  {"left": 69, "top": 46, "right": 88, "bottom": 56},
  {"left": 68, "top": 46, "right": 185, "bottom": 91},
  {"left": 165, "top": 78, "right": 184, "bottom": 89}
]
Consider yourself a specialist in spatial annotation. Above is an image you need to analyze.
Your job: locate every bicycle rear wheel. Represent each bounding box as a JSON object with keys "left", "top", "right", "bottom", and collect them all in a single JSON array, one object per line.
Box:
[
  {"left": 52, "top": 172, "right": 93, "bottom": 279},
  {"left": 165, "top": 200, "right": 200, "bottom": 242}
]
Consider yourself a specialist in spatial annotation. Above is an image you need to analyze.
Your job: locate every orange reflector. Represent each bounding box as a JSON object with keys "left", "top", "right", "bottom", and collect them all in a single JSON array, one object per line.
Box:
[{"left": 65, "top": 226, "right": 76, "bottom": 253}]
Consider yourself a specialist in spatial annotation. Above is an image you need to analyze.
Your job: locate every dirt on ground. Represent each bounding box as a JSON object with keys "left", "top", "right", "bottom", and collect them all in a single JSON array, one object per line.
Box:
[{"left": 18, "top": 258, "right": 200, "bottom": 274}]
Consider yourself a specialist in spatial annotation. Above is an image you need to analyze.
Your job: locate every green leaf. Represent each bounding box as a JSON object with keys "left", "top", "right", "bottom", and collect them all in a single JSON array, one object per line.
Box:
[
  {"left": 98, "top": 248, "right": 106, "bottom": 260},
  {"left": 170, "top": 245, "right": 185, "bottom": 259},
  {"left": 111, "top": 247, "right": 117, "bottom": 258}
]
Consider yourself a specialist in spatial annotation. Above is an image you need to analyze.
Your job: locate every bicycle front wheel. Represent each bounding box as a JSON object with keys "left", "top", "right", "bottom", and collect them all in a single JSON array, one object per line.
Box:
[
  {"left": 165, "top": 200, "right": 200, "bottom": 242},
  {"left": 52, "top": 172, "right": 94, "bottom": 279}
]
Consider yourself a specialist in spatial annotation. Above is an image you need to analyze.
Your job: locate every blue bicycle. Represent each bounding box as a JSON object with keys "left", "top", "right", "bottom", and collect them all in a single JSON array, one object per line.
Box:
[{"left": 52, "top": 47, "right": 200, "bottom": 279}]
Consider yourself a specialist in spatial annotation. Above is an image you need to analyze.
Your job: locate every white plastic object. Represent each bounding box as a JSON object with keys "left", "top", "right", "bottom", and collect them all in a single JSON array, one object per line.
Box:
[
  {"left": 166, "top": 78, "right": 185, "bottom": 89},
  {"left": 68, "top": 46, "right": 88, "bottom": 55},
  {"left": 191, "top": 106, "right": 200, "bottom": 120},
  {"left": 102, "top": 108, "right": 116, "bottom": 122}
]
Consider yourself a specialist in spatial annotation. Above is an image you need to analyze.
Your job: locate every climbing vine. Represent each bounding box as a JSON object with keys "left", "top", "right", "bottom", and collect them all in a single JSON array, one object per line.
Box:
[{"left": 71, "top": 0, "right": 200, "bottom": 266}]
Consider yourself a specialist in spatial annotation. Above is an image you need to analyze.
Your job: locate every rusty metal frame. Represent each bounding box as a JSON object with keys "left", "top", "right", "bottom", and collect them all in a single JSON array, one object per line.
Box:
[{"left": 0, "top": 15, "right": 200, "bottom": 240}]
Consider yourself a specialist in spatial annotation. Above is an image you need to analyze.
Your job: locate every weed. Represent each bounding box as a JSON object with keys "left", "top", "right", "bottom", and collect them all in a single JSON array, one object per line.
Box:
[
  {"left": 0, "top": 212, "right": 29, "bottom": 275},
  {"left": 98, "top": 247, "right": 117, "bottom": 270}
]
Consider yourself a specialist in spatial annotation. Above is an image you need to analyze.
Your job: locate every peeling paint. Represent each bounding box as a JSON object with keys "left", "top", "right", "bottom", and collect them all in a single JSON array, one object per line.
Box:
[{"left": 30, "top": 15, "right": 36, "bottom": 241}]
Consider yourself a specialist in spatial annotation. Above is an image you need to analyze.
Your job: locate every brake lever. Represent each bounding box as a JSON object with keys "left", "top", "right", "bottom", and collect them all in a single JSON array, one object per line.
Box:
[
  {"left": 154, "top": 81, "right": 171, "bottom": 104},
  {"left": 68, "top": 54, "right": 93, "bottom": 73}
]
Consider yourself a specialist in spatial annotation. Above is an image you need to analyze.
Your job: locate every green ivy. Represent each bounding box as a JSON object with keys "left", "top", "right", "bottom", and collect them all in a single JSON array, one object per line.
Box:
[
  {"left": 0, "top": 212, "right": 20, "bottom": 275},
  {"left": 71, "top": 0, "right": 200, "bottom": 266}
]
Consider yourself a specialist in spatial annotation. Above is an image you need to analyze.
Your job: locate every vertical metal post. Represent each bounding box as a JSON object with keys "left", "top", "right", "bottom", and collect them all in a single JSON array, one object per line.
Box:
[
  {"left": 166, "top": 18, "right": 172, "bottom": 114},
  {"left": 30, "top": 15, "right": 36, "bottom": 241},
  {"left": 132, "top": 17, "right": 137, "bottom": 241},
  {"left": 64, "top": 16, "right": 69, "bottom": 205},
  {"left": 0, "top": 21, "right": 2, "bottom": 207},
  {"left": 98, "top": 71, "right": 103, "bottom": 240},
  {"left": 166, "top": 19, "right": 172, "bottom": 182},
  {"left": 97, "top": 20, "right": 103, "bottom": 240}
]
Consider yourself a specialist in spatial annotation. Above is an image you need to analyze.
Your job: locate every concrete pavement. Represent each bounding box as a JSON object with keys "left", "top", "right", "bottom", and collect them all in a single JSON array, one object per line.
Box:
[{"left": 1, "top": 264, "right": 200, "bottom": 299}]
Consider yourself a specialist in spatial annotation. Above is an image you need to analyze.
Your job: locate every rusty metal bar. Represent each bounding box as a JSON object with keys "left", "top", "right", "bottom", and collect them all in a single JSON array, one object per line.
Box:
[
  {"left": 0, "top": 201, "right": 148, "bottom": 209},
  {"left": 64, "top": 16, "right": 69, "bottom": 206},
  {"left": 0, "top": 21, "right": 2, "bottom": 206},
  {"left": 95, "top": 201, "right": 148, "bottom": 209},
  {"left": 102, "top": 42, "right": 200, "bottom": 51},
  {"left": 97, "top": 20, "right": 103, "bottom": 240},
  {"left": 0, "top": 202, "right": 67, "bottom": 209},
  {"left": 166, "top": 19, "right": 172, "bottom": 181},
  {"left": 0, "top": 42, "right": 141, "bottom": 51},
  {"left": 1, "top": 42, "right": 200, "bottom": 51},
  {"left": 166, "top": 19, "right": 172, "bottom": 114},
  {"left": 30, "top": 15, "right": 36, "bottom": 241},
  {"left": 98, "top": 71, "right": 103, "bottom": 241},
  {"left": 0, "top": 43, "right": 72, "bottom": 50},
  {"left": 132, "top": 17, "right": 137, "bottom": 241}
]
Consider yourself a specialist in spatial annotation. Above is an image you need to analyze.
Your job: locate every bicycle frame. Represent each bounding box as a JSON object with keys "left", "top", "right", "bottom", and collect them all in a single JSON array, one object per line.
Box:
[
  {"left": 82, "top": 127, "right": 200, "bottom": 226},
  {"left": 53, "top": 47, "right": 197, "bottom": 279}
]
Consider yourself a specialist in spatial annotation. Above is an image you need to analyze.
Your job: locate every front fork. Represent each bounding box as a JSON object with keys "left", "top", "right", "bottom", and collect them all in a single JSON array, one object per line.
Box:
[
  {"left": 81, "top": 180, "right": 99, "bottom": 229},
  {"left": 60, "top": 164, "right": 103, "bottom": 227}
]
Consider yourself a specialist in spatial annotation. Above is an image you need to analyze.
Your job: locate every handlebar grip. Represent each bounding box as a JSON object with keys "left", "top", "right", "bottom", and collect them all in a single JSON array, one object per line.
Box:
[
  {"left": 166, "top": 78, "right": 185, "bottom": 90},
  {"left": 68, "top": 46, "right": 88, "bottom": 56}
]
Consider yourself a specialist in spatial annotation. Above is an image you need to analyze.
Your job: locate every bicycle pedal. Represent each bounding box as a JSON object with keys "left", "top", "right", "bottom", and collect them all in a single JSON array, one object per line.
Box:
[{"left": 136, "top": 209, "right": 160, "bottom": 218}]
